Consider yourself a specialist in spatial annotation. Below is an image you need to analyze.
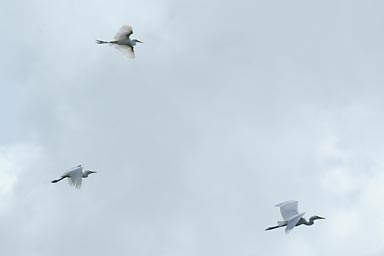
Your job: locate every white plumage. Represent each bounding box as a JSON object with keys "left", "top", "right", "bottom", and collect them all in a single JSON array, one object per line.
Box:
[
  {"left": 96, "top": 25, "right": 143, "bottom": 58},
  {"left": 266, "top": 200, "right": 325, "bottom": 233},
  {"left": 51, "top": 165, "right": 96, "bottom": 189}
]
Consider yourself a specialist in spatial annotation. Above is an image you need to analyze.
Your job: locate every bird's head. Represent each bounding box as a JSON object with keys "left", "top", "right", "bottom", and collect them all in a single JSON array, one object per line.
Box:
[
  {"left": 83, "top": 170, "right": 97, "bottom": 177},
  {"left": 310, "top": 215, "right": 325, "bottom": 221}
]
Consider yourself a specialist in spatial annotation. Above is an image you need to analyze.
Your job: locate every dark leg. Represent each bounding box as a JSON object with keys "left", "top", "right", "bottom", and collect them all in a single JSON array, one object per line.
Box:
[
  {"left": 265, "top": 224, "right": 286, "bottom": 231},
  {"left": 51, "top": 177, "right": 66, "bottom": 183}
]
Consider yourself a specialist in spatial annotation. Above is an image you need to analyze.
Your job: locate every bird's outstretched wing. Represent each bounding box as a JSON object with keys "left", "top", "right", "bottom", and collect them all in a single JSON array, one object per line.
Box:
[
  {"left": 67, "top": 166, "right": 83, "bottom": 189},
  {"left": 275, "top": 200, "right": 300, "bottom": 221},
  {"left": 114, "top": 44, "right": 135, "bottom": 58},
  {"left": 114, "top": 25, "right": 133, "bottom": 40},
  {"left": 285, "top": 212, "right": 305, "bottom": 234}
]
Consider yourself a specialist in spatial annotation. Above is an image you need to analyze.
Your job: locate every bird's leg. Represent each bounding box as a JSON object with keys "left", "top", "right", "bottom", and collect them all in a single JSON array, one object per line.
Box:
[
  {"left": 265, "top": 224, "right": 286, "bottom": 231},
  {"left": 51, "top": 177, "right": 66, "bottom": 183},
  {"left": 96, "top": 40, "right": 108, "bottom": 44},
  {"left": 96, "top": 40, "right": 118, "bottom": 44}
]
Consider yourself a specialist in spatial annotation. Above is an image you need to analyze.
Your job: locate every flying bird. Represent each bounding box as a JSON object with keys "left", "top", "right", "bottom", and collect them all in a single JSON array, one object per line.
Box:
[
  {"left": 265, "top": 200, "right": 325, "bottom": 233},
  {"left": 96, "top": 25, "right": 143, "bottom": 58},
  {"left": 51, "top": 165, "right": 96, "bottom": 189}
]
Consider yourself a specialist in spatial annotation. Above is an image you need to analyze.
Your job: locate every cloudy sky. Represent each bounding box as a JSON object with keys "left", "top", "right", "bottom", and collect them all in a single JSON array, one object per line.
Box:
[{"left": 1, "top": 0, "right": 384, "bottom": 255}]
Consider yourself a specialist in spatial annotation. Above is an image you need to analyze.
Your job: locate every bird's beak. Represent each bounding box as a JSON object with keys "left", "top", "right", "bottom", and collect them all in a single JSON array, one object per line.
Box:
[
  {"left": 319, "top": 216, "right": 326, "bottom": 219},
  {"left": 136, "top": 40, "right": 143, "bottom": 43},
  {"left": 90, "top": 171, "right": 97, "bottom": 174}
]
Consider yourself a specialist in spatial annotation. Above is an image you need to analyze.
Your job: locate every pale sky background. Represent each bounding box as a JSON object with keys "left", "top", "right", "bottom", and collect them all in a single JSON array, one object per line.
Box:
[{"left": 1, "top": 0, "right": 384, "bottom": 255}]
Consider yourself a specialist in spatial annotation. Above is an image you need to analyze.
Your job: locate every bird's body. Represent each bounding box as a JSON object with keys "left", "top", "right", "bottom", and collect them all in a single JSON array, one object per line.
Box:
[
  {"left": 265, "top": 200, "right": 325, "bottom": 233},
  {"left": 116, "top": 38, "right": 138, "bottom": 46},
  {"left": 51, "top": 165, "right": 96, "bottom": 189},
  {"left": 265, "top": 216, "right": 324, "bottom": 231},
  {"left": 96, "top": 25, "right": 142, "bottom": 58}
]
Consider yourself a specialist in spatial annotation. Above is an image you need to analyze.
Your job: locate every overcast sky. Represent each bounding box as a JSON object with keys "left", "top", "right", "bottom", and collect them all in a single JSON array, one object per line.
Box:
[{"left": 1, "top": 0, "right": 384, "bottom": 255}]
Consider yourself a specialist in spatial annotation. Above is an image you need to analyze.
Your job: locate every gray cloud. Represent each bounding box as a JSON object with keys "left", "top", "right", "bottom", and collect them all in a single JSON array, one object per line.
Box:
[{"left": 1, "top": 0, "right": 384, "bottom": 255}]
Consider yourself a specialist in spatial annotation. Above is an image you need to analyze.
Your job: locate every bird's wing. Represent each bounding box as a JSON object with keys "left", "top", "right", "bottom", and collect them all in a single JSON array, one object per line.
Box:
[
  {"left": 114, "top": 25, "right": 133, "bottom": 40},
  {"left": 114, "top": 44, "right": 135, "bottom": 59},
  {"left": 62, "top": 165, "right": 81, "bottom": 177},
  {"left": 68, "top": 166, "right": 83, "bottom": 189},
  {"left": 275, "top": 200, "right": 299, "bottom": 221},
  {"left": 285, "top": 212, "right": 305, "bottom": 234}
]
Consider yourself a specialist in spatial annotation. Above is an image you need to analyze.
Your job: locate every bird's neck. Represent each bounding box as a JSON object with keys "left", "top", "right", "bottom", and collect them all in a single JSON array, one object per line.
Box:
[{"left": 302, "top": 217, "right": 317, "bottom": 226}]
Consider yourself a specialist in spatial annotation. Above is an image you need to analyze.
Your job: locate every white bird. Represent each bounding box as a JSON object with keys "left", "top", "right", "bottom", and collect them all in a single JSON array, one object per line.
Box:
[
  {"left": 96, "top": 25, "right": 143, "bottom": 58},
  {"left": 51, "top": 165, "right": 96, "bottom": 189},
  {"left": 265, "top": 200, "right": 325, "bottom": 233}
]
